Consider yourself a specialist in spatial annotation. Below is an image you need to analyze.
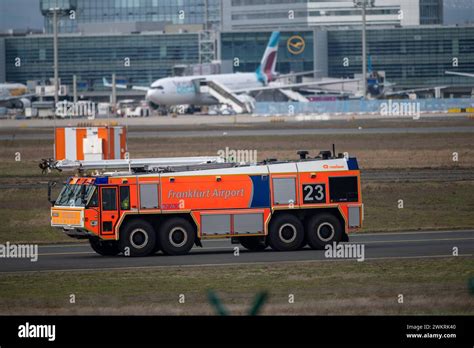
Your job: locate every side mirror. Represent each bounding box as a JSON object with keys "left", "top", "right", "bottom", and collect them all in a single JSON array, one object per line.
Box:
[{"left": 47, "top": 181, "right": 57, "bottom": 206}]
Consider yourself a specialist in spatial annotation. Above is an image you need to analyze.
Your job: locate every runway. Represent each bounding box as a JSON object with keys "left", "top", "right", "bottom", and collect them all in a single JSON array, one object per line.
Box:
[
  {"left": 1, "top": 125, "right": 474, "bottom": 141},
  {"left": 0, "top": 230, "right": 472, "bottom": 273}
]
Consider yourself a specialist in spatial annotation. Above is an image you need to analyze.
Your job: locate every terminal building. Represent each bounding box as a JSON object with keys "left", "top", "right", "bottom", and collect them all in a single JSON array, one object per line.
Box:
[
  {"left": 0, "top": 0, "right": 473, "bottom": 100},
  {"left": 40, "top": 0, "right": 444, "bottom": 33},
  {"left": 222, "top": 0, "right": 443, "bottom": 30},
  {"left": 41, "top": 0, "right": 221, "bottom": 33},
  {"left": 2, "top": 32, "right": 200, "bottom": 94}
]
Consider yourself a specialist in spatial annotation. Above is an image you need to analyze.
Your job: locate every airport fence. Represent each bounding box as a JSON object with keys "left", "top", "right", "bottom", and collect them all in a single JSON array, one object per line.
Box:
[{"left": 253, "top": 98, "right": 474, "bottom": 116}]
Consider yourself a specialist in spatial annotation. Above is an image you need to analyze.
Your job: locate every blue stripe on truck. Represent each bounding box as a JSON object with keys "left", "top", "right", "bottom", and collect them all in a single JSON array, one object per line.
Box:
[
  {"left": 347, "top": 157, "right": 359, "bottom": 170},
  {"left": 250, "top": 175, "right": 270, "bottom": 208}
]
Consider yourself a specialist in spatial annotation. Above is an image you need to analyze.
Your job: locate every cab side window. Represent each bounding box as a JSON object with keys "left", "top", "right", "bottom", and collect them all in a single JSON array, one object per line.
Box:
[
  {"left": 120, "top": 186, "right": 130, "bottom": 210},
  {"left": 101, "top": 188, "right": 117, "bottom": 211}
]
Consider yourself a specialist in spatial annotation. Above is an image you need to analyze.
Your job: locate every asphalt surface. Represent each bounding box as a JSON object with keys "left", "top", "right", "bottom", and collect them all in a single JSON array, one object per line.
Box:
[
  {"left": 1, "top": 126, "right": 474, "bottom": 141},
  {"left": 0, "top": 230, "right": 472, "bottom": 273},
  {"left": 129, "top": 126, "right": 474, "bottom": 138}
]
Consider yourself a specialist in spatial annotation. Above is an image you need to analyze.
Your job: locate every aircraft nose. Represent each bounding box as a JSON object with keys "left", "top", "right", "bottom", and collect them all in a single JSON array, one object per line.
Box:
[
  {"left": 145, "top": 89, "right": 154, "bottom": 101},
  {"left": 146, "top": 89, "right": 157, "bottom": 104}
]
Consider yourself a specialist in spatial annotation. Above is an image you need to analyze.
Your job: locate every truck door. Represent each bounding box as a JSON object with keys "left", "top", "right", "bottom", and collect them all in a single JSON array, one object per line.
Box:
[{"left": 100, "top": 186, "right": 119, "bottom": 235}]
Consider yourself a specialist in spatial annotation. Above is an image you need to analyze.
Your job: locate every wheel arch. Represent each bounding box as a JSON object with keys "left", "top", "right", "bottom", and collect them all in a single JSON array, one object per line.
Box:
[{"left": 270, "top": 207, "right": 346, "bottom": 234}]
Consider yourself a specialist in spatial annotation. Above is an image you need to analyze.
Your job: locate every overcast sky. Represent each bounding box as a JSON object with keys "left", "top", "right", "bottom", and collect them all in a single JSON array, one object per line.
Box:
[
  {"left": 0, "top": 0, "right": 472, "bottom": 31},
  {"left": 443, "top": 0, "right": 474, "bottom": 25},
  {"left": 0, "top": 0, "right": 44, "bottom": 31}
]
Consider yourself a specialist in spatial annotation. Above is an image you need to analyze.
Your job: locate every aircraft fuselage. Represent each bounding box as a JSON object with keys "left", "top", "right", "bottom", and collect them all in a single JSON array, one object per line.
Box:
[{"left": 145, "top": 72, "right": 263, "bottom": 107}]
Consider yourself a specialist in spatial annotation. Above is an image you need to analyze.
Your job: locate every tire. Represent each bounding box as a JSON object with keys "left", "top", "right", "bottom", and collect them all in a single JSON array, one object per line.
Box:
[
  {"left": 119, "top": 220, "right": 157, "bottom": 257},
  {"left": 89, "top": 237, "right": 120, "bottom": 256},
  {"left": 305, "top": 213, "right": 343, "bottom": 250},
  {"left": 239, "top": 236, "right": 267, "bottom": 251},
  {"left": 267, "top": 214, "right": 304, "bottom": 251},
  {"left": 158, "top": 217, "right": 195, "bottom": 255}
]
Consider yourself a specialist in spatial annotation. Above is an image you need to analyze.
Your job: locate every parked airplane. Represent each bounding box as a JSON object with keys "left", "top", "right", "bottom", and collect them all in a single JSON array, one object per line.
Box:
[
  {"left": 104, "top": 31, "right": 355, "bottom": 113},
  {"left": 304, "top": 56, "right": 451, "bottom": 99},
  {"left": 0, "top": 82, "right": 33, "bottom": 109}
]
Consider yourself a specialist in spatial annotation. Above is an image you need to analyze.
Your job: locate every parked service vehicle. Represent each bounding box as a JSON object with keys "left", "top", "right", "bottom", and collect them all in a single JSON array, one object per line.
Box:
[
  {"left": 48, "top": 150, "right": 363, "bottom": 257},
  {"left": 117, "top": 100, "right": 150, "bottom": 117}
]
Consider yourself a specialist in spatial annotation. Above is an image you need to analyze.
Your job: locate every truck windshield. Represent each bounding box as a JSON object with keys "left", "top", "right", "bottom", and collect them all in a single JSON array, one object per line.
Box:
[{"left": 55, "top": 184, "right": 96, "bottom": 207}]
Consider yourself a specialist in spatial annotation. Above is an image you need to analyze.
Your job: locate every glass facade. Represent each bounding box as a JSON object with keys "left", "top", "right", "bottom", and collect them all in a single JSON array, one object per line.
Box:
[
  {"left": 4, "top": 26, "right": 473, "bottom": 92},
  {"left": 5, "top": 33, "right": 199, "bottom": 90},
  {"left": 420, "top": 0, "right": 443, "bottom": 25},
  {"left": 328, "top": 26, "right": 474, "bottom": 88},
  {"left": 42, "top": 0, "right": 221, "bottom": 33},
  {"left": 40, "top": 0, "right": 77, "bottom": 13},
  {"left": 222, "top": 0, "right": 422, "bottom": 31},
  {"left": 221, "top": 31, "right": 314, "bottom": 74}
]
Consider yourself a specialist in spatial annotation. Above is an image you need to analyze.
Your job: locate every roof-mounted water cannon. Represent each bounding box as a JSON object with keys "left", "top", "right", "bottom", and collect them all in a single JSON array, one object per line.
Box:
[
  {"left": 319, "top": 151, "right": 332, "bottom": 160},
  {"left": 297, "top": 150, "right": 309, "bottom": 160}
]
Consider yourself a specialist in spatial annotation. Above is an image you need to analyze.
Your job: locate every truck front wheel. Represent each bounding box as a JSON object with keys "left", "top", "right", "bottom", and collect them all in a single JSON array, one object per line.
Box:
[
  {"left": 89, "top": 238, "right": 120, "bottom": 256},
  {"left": 305, "top": 213, "right": 343, "bottom": 250},
  {"left": 267, "top": 214, "right": 304, "bottom": 251},
  {"left": 119, "top": 220, "right": 157, "bottom": 257},
  {"left": 158, "top": 217, "right": 195, "bottom": 255}
]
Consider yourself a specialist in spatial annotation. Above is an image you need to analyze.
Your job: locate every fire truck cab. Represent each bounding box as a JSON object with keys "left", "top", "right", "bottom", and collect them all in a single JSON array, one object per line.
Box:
[{"left": 50, "top": 151, "right": 363, "bottom": 257}]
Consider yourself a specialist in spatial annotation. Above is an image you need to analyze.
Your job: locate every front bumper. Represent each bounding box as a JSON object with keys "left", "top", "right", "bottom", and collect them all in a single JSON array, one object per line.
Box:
[
  {"left": 51, "top": 206, "right": 85, "bottom": 228},
  {"left": 60, "top": 227, "right": 92, "bottom": 239}
]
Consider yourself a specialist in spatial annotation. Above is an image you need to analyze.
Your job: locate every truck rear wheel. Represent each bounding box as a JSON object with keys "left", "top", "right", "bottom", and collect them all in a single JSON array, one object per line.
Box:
[
  {"left": 158, "top": 217, "right": 195, "bottom": 255},
  {"left": 89, "top": 238, "right": 120, "bottom": 256},
  {"left": 267, "top": 214, "right": 304, "bottom": 251},
  {"left": 119, "top": 220, "right": 157, "bottom": 257},
  {"left": 239, "top": 236, "right": 267, "bottom": 251},
  {"left": 305, "top": 213, "right": 343, "bottom": 250}
]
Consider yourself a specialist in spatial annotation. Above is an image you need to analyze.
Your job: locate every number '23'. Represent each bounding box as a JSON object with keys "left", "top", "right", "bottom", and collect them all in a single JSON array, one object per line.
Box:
[{"left": 303, "top": 184, "right": 326, "bottom": 203}]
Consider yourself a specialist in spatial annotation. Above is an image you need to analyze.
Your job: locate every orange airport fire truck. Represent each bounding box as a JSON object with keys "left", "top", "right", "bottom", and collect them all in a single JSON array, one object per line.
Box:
[{"left": 46, "top": 150, "right": 363, "bottom": 257}]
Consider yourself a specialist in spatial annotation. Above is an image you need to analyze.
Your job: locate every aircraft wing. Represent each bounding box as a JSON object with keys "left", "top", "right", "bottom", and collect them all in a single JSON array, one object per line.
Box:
[
  {"left": 102, "top": 78, "right": 149, "bottom": 91},
  {"left": 233, "top": 79, "right": 361, "bottom": 94},
  {"left": 445, "top": 71, "right": 474, "bottom": 78},
  {"left": 384, "top": 86, "right": 448, "bottom": 96},
  {"left": 131, "top": 86, "right": 150, "bottom": 92},
  {"left": 273, "top": 70, "right": 320, "bottom": 80},
  {"left": 0, "top": 93, "right": 36, "bottom": 102},
  {"left": 299, "top": 87, "right": 356, "bottom": 96}
]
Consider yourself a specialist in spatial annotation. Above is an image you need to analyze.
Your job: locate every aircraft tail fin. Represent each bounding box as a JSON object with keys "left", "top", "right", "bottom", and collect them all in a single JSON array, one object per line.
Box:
[{"left": 256, "top": 31, "right": 280, "bottom": 84}]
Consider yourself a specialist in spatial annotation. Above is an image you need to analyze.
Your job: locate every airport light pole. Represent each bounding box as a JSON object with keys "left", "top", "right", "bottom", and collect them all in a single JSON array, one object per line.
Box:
[
  {"left": 354, "top": 0, "right": 374, "bottom": 100},
  {"left": 50, "top": 7, "right": 60, "bottom": 107},
  {"left": 204, "top": 0, "right": 208, "bottom": 30},
  {"left": 73, "top": 74, "right": 77, "bottom": 104},
  {"left": 111, "top": 73, "right": 116, "bottom": 110}
]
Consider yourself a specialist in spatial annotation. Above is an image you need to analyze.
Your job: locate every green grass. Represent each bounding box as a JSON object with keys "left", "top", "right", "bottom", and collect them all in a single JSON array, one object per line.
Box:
[
  {"left": 0, "top": 188, "right": 74, "bottom": 244},
  {"left": 1, "top": 132, "right": 474, "bottom": 177},
  {"left": 362, "top": 181, "right": 474, "bottom": 232},
  {"left": 0, "top": 258, "right": 472, "bottom": 315}
]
